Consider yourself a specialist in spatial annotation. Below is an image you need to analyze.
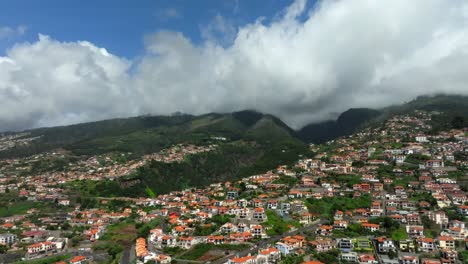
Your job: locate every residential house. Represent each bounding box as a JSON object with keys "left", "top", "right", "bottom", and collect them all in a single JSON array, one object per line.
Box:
[
  {"left": 437, "top": 236, "right": 455, "bottom": 250},
  {"left": 399, "top": 255, "right": 419, "bottom": 264},
  {"left": 0, "top": 233, "right": 17, "bottom": 245},
  {"left": 309, "top": 239, "right": 335, "bottom": 253},
  {"left": 70, "top": 255, "right": 88, "bottom": 264},
  {"left": 362, "top": 223, "right": 380, "bottom": 232},
  {"left": 227, "top": 256, "right": 257, "bottom": 264},
  {"left": 258, "top": 247, "right": 281, "bottom": 263},
  {"left": 375, "top": 236, "right": 396, "bottom": 253},
  {"left": 417, "top": 237, "right": 435, "bottom": 252}
]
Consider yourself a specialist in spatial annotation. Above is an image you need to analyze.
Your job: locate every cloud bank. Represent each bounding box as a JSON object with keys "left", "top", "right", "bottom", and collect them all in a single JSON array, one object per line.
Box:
[{"left": 1, "top": 0, "right": 468, "bottom": 131}]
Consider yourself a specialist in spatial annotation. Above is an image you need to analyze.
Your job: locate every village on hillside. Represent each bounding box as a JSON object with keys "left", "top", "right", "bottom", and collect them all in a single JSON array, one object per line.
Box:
[{"left": 0, "top": 110, "right": 467, "bottom": 264}]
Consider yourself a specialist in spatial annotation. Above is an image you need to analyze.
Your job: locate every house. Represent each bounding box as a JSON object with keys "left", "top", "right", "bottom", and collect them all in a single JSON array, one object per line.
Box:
[
  {"left": 425, "top": 160, "right": 444, "bottom": 168},
  {"left": 85, "top": 228, "right": 103, "bottom": 241},
  {"left": 178, "top": 237, "right": 195, "bottom": 249},
  {"left": 275, "top": 242, "right": 294, "bottom": 255},
  {"left": 151, "top": 253, "right": 172, "bottom": 264},
  {"left": 226, "top": 190, "right": 239, "bottom": 199},
  {"left": 399, "top": 255, "right": 419, "bottom": 264},
  {"left": 160, "top": 235, "right": 177, "bottom": 247},
  {"left": 426, "top": 211, "right": 448, "bottom": 226},
  {"left": 341, "top": 252, "right": 358, "bottom": 263},
  {"left": 362, "top": 223, "right": 380, "bottom": 232},
  {"left": 441, "top": 249, "right": 457, "bottom": 264},
  {"left": 316, "top": 225, "right": 333, "bottom": 236},
  {"left": 0, "top": 233, "right": 17, "bottom": 245},
  {"left": 406, "top": 225, "right": 424, "bottom": 238},
  {"left": 136, "top": 237, "right": 148, "bottom": 258},
  {"left": 309, "top": 238, "right": 335, "bottom": 253},
  {"left": 299, "top": 212, "right": 315, "bottom": 225},
  {"left": 334, "top": 210, "right": 343, "bottom": 220},
  {"left": 333, "top": 220, "right": 348, "bottom": 230},
  {"left": 253, "top": 208, "right": 267, "bottom": 222},
  {"left": 251, "top": 225, "right": 264, "bottom": 238},
  {"left": 280, "top": 235, "right": 306, "bottom": 249},
  {"left": 267, "top": 200, "right": 279, "bottom": 210},
  {"left": 228, "top": 255, "right": 257, "bottom": 264},
  {"left": 258, "top": 247, "right": 281, "bottom": 263},
  {"left": 337, "top": 238, "right": 353, "bottom": 252},
  {"left": 207, "top": 235, "right": 225, "bottom": 244},
  {"left": 437, "top": 236, "right": 455, "bottom": 250},
  {"left": 70, "top": 255, "right": 88, "bottom": 264},
  {"left": 457, "top": 205, "right": 468, "bottom": 216},
  {"left": 417, "top": 237, "right": 435, "bottom": 252},
  {"left": 221, "top": 223, "right": 236, "bottom": 233},
  {"left": 58, "top": 199, "right": 70, "bottom": 206},
  {"left": 230, "top": 232, "right": 252, "bottom": 243},
  {"left": 399, "top": 240, "right": 416, "bottom": 252},
  {"left": 359, "top": 254, "right": 378, "bottom": 264},
  {"left": 375, "top": 236, "right": 396, "bottom": 253},
  {"left": 27, "top": 241, "right": 56, "bottom": 255},
  {"left": 415, "top": 135, "right": 428, "bottom": 143}
]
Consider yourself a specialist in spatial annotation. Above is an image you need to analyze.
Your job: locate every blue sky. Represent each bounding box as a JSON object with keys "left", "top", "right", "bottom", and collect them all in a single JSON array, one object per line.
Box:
[{"left": 0, "top": 0, "right": 307, "bottom": 58}]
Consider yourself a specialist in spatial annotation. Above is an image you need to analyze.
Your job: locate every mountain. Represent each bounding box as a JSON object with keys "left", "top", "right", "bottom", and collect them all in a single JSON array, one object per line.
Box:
[
  {"left": 3, "top": 94, "right": 467, "bottom": 157},
  {"left": 298, "top": 94, "right": 468, "bottom": 143},
  {"left": 297, "top": 108, "right": 381, "bottom": 143},
  {"left": 2, "top": 110, "right": 310, "bottom": 196},
  {"left": 1, "top": 94, "right": 467, "bottom": 196},
  {"left": 0, "top": 110, "right": 303, "bottom": 158}
]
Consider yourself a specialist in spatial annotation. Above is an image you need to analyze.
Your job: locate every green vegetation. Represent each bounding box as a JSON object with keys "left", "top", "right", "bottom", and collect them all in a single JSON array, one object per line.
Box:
[
  {"left": 273, "top": 175, "right": 299, "bottom": 186},
  {"left": 84, "top": 138, "right": 310, "bottom": 197},
  {"left": 314, "top": 249, "right": 341, "bottom": 264},
  {"left": 264, "top": 210, "right": 300, "bottom": 235},
  {"left": 332, "top": 223, "right": 364, "bottom": 238},
  {"left": 194, "top": 224, "right": 217, "bottom": 236},
  {"left": 12, "top": 254, "right": 71, "bottom": 264},
  {"left": 0, "top": 201, "right": 36, "bottom": 217},
  {"left": 281, "top": 255, "right": 304, "bottom": 264},
  {"left": 306, "top": 194, "right": 372, "bottom": 220},
  {"left": 391, "top": 227, "right": 408, "bottom": 241},
  {"left": 0, "top": 245, "right": 7, "bottom": 254},
  {"left": 405, "top": 154, "right": 430, "bottom": 164},
  {"left": 136, "top": 218, "right": 163, "bottom": 238},
  {"left": 298, "top": 108, "right": 381, "bottom": 143},
  {"left": 162, "top": 246, "right": 184, "bottom": 255},
  {"left": 94, "top": 221, "right": 137, "bottom": 263}
]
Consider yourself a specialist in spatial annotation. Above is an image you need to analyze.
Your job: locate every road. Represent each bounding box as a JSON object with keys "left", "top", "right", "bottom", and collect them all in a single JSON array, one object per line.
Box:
[{"left": 121, "top": 244, "right": 136, "bottom": 264}]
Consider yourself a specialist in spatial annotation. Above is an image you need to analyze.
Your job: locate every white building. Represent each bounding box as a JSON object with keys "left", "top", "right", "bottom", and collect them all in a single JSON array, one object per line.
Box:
[{"left": 0, "top": 233, "right": 17, "bottom": 245}]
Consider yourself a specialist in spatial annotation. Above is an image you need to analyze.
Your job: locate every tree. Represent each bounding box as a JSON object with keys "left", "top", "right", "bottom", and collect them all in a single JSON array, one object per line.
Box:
[
  {"left": 451, "top": 116, "right": 465, "bottom": 129},
  {"left": 315, "top": 249, "right": 341, "bottom": 264},
  {"left": 281, "top": 255, "right": 303, "bottom": 264},
  {"left": 0, "top": 244, "right": 7, "bottom": 254},
  {"left": 388, "top": 250, "right": 397, "bottom": 259}
]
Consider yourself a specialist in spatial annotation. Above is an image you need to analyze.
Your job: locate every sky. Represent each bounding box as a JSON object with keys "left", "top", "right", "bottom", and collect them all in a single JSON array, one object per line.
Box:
[{"left": 1, "top": 0, "right": 468, "bottom": 132}]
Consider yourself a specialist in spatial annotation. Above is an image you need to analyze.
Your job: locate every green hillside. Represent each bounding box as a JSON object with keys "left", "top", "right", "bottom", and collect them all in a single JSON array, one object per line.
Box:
[
  {"left": 298, "top": 94, "right": 468, "bottom": 143},
  {"left": 1, "top": 94, "right": 466, "bottom": 196}
]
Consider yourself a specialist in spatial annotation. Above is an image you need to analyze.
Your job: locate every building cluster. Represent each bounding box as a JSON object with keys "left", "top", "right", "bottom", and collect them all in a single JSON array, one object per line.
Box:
[
  {"left": 0, "top": 110, "right": 467, "bottom": 264},
  {"left": 0, "top": 133, "right": 41, "bottom": 151}
]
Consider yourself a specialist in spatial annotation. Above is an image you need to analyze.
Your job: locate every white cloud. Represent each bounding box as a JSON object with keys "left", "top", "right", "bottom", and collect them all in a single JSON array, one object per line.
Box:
[
  {"left": 155, "top": 7, "right": 181, "bottom": 21},
  {"left": 1, "top": 0, "right": 468, "bottom": 131},
  {"left": 0, "top": 25, "right": 26, "bottom": 39}
]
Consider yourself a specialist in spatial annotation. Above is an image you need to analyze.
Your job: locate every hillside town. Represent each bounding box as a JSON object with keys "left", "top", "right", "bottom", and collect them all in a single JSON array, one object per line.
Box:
[{"left": 0, "top": 110, "right": 467, "bottom": 264}]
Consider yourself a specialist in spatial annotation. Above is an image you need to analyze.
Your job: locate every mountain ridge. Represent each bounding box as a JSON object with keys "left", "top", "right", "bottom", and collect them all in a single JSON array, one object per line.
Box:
[{"left": 1, "top": 94, "right": 467, "bottom": 159}]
